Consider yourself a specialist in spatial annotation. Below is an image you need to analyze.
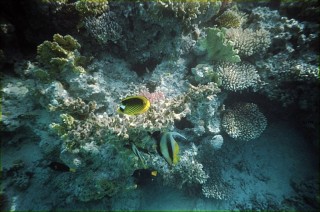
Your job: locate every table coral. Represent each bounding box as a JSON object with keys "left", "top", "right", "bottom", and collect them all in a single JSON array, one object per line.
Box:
[{"left": 222, "top": 102, "right": 267, "bottom": 141}]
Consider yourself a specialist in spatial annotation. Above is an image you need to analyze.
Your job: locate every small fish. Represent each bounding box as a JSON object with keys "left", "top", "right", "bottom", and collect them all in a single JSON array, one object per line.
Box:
[
  {"left": 158, "top": 132, "right": 186, "bottom": 166},
  {"left": 131, "top": 143, "right": 147, "bottom": 168},
  {"left": 132, "top": 169, "right": 157, "bottom": 186},
  {"left": 48, "top": 162, "right": 76, "bottom": 172},
  {"left": 117, "top": 95, "right": 151, "bottom": 115}
]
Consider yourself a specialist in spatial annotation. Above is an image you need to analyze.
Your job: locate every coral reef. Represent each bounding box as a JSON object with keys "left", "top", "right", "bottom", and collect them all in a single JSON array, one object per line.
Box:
[
  {"left": 139, "top": 0, "right": 222, "bottom": 28},
  {"left": 225, "top": 28, "right": 271, "bottom": 57},
  {"left": 1, "top": 1, "right": 319, "bottom": 210},
  {"left": 202, "top": 135, "right": 224, "bottom": 150},
  {"left": 3, "top": 160, "right": 32, "bottom": 191},
  {"left": 191, "top": 63, "right": 221, "bottom": 85},
  {"left": 84, "top": 12, "right": 122, "bottom": 44},
  {"left": 34, "top": 34, "right": 88, "bottom": 81},
  {"left": 216, "top": 8, "right": 247, "bottom": 28},
  {"left": 256, "top": 54, "right": 319, "bottom": 107},
  {"left": 148, "top": 143, "right": 208, "bottom": 190},
  {"left": 198, "top": 140, "right": 231, "bottom": 200},
  {"left": 75, "top": 0, "right": 109, "bottom": 17},
  {"left": 1, "top": 77, "right": 36, "bottom": 131},
  {"left": 222, "top": 102, "right": 267, "bottom": 141},
  {"left": 185, "top": 82, "right": 223, "bottom": 136},
  {"left": 217, "top": 62, "right": 261, "bottom": 92},
  {"left": 202, "top": 177, "right": 230, "bottom": 200}
]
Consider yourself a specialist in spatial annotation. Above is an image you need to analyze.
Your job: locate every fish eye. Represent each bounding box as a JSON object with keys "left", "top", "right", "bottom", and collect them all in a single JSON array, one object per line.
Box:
[{"left": 119, "top": 105, "right": 126, "bottom": 111}]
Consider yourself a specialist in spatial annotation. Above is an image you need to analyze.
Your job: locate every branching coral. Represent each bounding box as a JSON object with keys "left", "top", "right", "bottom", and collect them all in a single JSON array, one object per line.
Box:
[
  {"left": 198, "top": 27, "right": 241, "bottom": 63},
  {"left": 217, "top": 62, "right": 261, "bottom": 92},
  {"left": 141, "top": 0, "right": 222, "bottom": 27},
  {"left": 35, "top": 34, "right": 89, "bottom": 81},
  {"left": 226, "top": 28, "right": 271, "bottom": 57},
  {"left": 216, "top": 8, "right": 247, "bottom": 28},
  {"left": 148, "top": 143, "right": 208, "bottom": 189},
  {"left": 49, "top": 97, "right": 97, "bottom": 119},
  {"left": 202, "top": 176, "right": 230, "bottom": 200},
  {"left": 84, "top": 12, "right": 122, "bottom": 44},
  {"left": 222, "top": 102, "right": 267, "bottom": 141},
  {"left": 49, "top": 93, "right": 190, "bottom": 153}
]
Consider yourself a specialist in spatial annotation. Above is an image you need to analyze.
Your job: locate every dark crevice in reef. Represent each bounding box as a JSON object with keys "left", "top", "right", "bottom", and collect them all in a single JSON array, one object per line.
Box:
[
  {"left": 131, "top": 58, "right": 159, "bottom": 77},
  {"left": 175, "top": 117, "right": 195, "bottom": 130},
  {"left": 225, "top": 90, "right": 319, "bottom": 144}
]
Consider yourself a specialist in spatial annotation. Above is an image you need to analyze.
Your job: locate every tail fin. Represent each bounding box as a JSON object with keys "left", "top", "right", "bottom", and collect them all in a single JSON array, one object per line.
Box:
[{"left": 151, "top": 171, "right": 157, "bottom": 176}]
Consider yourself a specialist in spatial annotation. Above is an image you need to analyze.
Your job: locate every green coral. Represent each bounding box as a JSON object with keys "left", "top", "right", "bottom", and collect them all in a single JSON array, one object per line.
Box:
[
  {"left": 75, "top": 0, "right": 109, "bottom": 17},
  {"left": 199, "top": 27, "right": 241, "bottom": 63},
  {"left": 50, "top": 113, "right": 75, "bottom": 139},
  {"left": 35, "top": 34, "right": 89, "bottom": 81}
]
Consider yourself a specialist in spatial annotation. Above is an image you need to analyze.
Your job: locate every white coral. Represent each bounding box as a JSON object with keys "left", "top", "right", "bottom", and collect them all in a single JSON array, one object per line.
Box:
[
  {"left": 218, "top": 62, "right": 260, "bottom": 92},
  {"left": 222, "top": 102, "right": 267, "bottom": 141},
  {"left": 226, "top": 28, "right": 271, "bottom": 56}
]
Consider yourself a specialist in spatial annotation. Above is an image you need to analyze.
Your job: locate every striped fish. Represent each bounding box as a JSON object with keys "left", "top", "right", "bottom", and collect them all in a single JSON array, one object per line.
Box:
[{"left": 117, "top": 95, "right": 151, "bottom": 115}]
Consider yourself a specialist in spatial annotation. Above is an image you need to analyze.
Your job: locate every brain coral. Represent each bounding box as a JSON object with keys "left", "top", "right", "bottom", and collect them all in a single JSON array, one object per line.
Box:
[
  {"left": 217, "top": 62, "right": 260, "bottom": 91},
  {"left": 222, "top": 102, "right": 267, "bottom": 141}
]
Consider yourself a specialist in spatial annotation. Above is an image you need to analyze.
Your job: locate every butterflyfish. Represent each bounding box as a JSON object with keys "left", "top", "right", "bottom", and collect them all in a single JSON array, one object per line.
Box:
[
  {"left": 159, "top": 132, "right": 186, "bottom": 166},
  {"left": 48, "top": 162, "right": 76, "bottom": 172},
  {"left": 132, "top": 169, "right": 157, "bottom": 186},
  {"left": 117, "top": 95, "right": 151, "bottom": 115}
]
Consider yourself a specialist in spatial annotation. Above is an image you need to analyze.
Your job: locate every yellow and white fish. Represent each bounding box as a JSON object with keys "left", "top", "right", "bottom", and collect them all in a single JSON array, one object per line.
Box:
[
  {"left": 159, "top": 132, "right": 186, "bottom": 166},
  {"left": 117, "top": 95, "right": 151, "bottom": 115}
]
